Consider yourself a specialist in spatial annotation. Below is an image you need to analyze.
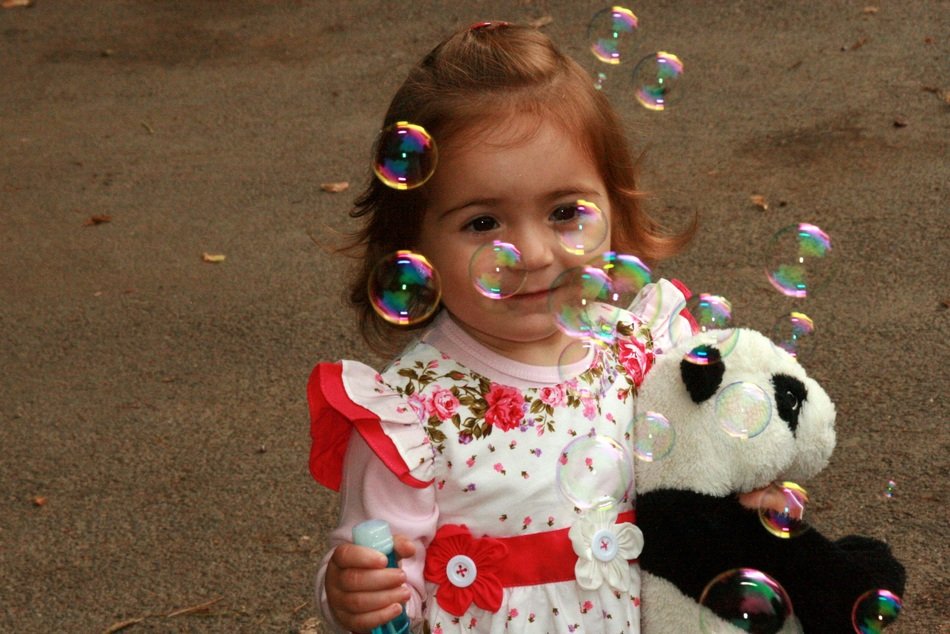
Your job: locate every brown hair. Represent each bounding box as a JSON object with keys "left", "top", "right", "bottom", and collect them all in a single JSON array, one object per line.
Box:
[{"left": 342, "top": 22, "right": 694, "bottom": 352}]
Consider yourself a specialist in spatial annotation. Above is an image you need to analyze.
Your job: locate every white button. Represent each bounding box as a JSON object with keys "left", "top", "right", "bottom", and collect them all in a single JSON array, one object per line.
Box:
[
  {"left": 446, "top": 554, "right": 477, "bottom": 588},
  {"left": 591, "top": 528, "right": 618, "bottom": 562}
]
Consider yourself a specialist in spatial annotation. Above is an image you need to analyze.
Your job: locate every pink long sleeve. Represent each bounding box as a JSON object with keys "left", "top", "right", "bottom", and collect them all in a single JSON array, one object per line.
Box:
[{"left": 315, "top": 430, "right": 438, "bottom": 632}]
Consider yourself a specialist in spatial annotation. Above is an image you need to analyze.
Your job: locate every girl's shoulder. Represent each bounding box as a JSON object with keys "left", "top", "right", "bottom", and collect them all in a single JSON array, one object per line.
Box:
[{"left": 306, "top": 338, "right": 445, "bottom": 492}]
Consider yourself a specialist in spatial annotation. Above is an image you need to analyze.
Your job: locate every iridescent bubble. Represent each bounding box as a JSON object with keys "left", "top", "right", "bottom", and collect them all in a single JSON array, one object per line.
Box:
[
  {"left": 588, "top": 6, "right": 639, "bottom": 65},
  {"left": 884, "top": 479, "right": 897, "bottom": 499},
  {"left": 594, "top": 70, "right": 609, "bottom": 91},
  {"left": 770, "top": 311, "right": 815, "bottom": 358},
  {"left": 699, "top": 568, "right": 794, "bottom": 634},
  {"left": 469, "top": 241, "right": 526, "bottom": 299},
  {"left": 673, "top": 293, "right": 739, "bottom": 364},
  {"left": 372, "top": 121, "right": 438, "bottom": 190},
  {"left": 587, "top": 251, "right": 652, "bottom": 310},
  {"left": 629, "top": 411, "right": 675, "bottom": 462},
  {"left": 554, "top": 199, "right": 609, "bottom": 256},
  {"left": 758, "top": 481, "right": 810, "bottom": 539},
  {"left": 556, "top": 434, "right": 633, "bottom": 511},
  {"left": 851, "top": 589, "right": 903, "bottom": 633},
  {"left": 715, "top": 381, "right": 773, "bottom": 439},
  {"left": 632, "top": 51, "right": 685, "bottom": 112},
  {"left": 368, "top": 250, "right": 441, "bottom": 325},
  {"left": 549, "top": 266, "right": 620, "bottom": 341},
  {"left": 765, "top": 223, "right": 833, "bottom": 298},
  {"left": 557, "top": 338, "right": 618, "bottom": 399}
]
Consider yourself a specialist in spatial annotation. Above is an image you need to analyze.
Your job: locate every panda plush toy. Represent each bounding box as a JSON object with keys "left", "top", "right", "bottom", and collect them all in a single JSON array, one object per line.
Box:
[{"left": 634, "top": 328, "right": 906, "bottom": 633}]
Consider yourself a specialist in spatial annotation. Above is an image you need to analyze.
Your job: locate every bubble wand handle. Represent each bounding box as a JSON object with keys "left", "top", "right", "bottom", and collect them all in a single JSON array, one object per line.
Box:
[{"left": 352, "top": 519, "right": 411, "bottom": 634}]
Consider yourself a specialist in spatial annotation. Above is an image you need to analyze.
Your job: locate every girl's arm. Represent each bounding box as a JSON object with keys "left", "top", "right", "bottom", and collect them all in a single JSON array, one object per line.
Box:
[{"left": 316, "top": 430, "right": 438, "bottom": 632}]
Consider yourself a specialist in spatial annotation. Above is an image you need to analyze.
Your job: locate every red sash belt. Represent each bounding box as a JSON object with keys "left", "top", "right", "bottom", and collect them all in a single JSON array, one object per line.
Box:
[{"left": 423, "top": 510, "right": 638, "bottom": 616}]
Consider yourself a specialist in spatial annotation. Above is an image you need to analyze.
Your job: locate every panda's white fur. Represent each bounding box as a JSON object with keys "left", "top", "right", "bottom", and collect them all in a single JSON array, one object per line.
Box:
[{"left": 635, "top": 328, "right": 837, "bottom": 634}]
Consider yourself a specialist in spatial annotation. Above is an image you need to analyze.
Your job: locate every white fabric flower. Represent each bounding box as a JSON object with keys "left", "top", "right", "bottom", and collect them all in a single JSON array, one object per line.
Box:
[{"left": 569, "top": 507, "right": 644, "bottom": 591}]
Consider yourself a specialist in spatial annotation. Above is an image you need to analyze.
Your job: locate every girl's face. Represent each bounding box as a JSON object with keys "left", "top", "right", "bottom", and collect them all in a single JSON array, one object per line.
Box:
[{"left": 416, "top": 115, "right": 612, "bottom": 365}]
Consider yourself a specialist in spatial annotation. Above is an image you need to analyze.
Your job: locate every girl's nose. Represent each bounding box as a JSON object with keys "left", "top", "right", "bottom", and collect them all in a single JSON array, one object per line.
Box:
[{"left": 511, "top": 226, "right": 556, "bottom": 272}]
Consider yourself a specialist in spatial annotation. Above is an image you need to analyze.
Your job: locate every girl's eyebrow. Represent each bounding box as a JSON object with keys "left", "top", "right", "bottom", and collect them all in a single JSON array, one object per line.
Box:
[{"left": 436, "top": 187, "right": 604, "bottom": 220}]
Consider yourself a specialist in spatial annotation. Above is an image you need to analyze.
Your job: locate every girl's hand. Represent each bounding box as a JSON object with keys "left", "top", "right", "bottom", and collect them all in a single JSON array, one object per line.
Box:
[
  {"left": 737, "top": 484, "right": 787, "bottom": 513},
  {"left": 325, "top": 535, "right": 417, "bottom": 633}
]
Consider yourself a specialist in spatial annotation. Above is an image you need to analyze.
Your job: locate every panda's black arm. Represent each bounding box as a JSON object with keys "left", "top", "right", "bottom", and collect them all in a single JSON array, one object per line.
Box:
[{"left": 637, "top": 489, "right": 906, "bottom": 632}]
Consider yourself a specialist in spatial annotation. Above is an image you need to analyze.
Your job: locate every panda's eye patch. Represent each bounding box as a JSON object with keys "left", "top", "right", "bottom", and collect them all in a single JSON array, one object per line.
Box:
[{"left": 772, "top": 373, "right": 807, "bottom": 432}]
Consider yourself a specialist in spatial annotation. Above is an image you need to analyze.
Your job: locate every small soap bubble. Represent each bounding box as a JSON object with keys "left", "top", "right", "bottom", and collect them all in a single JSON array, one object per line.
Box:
[
  {"left": 588, "top": 5, "right": 639, "bottom": 65},
  {"left": 587, "top": 251, "right": 652, "bottom": 310},
  {"left": 556, "top": 435, "right": 633, "bottom": 511},
  {"left": 558, "top": 338, "right": 618, "bottom": 398},
  {"left": 554, "top": 199, "right": 609, "bottom": 256},
  {"left": 469, "top": 241, "right": 526, "bottom": 299},
  {"left": 549, "top": 266, "right": 621, "bottom": 341},
  {"left": 699, "top": 568, "right": 794, "bottom": 634},
  {"left": 632, "top": 51, "right": 685, "bottom": 111},
  {"left": 629, "top": 411, "right": 675, "bottom": 462},
  {"left": 715, "top": 381, "right": 772, "bottom": 439},
  {"left": 884, "top": 479, "right": 896, "bottom": 499},
  {"left": 674, "top": 294, "right": 739, "bottom": 364},
  {"left": 594, "top": 70, "right": 609, "bottom": 91},
  {"left": 372, "top": 121, "right": 438, "bottom": 190},
  {"left": 851, "top": 589, "right": 903, "bottom": 633},
  {"left": 765, "top": 223, "right": 833, "bottom": 298},
  {"left": 368, "top": 250, "right": 441, "bottom": 325},
  {"left": 758, "top": 481, "right": 810, "bottom": 539},
  {"left": 770, "top": 311, "right": 815, "bottom": 358}
]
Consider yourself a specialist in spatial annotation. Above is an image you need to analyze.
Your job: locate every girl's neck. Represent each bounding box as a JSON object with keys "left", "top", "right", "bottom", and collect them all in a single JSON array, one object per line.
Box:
[{"left": 441, "top": 311, "right": 586, "bottom": 368}]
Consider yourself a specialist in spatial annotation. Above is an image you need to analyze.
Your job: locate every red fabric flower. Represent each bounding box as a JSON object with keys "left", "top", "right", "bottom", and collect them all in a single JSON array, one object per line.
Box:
[
  {"left": 424, "top": 524, "right": 507, "bottom": 616},
  {"left": 483, "top": 382, "right": 525, "bottom": 431},
  {"left": 616, "top": 335, "right": 654, "bottom": 387}
]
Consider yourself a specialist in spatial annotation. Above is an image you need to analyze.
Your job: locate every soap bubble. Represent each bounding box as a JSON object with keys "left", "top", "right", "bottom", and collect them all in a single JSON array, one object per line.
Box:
[
  {"left": 469, "top": 241, "right": 526, "bottom": 299},
  {"left": 632, "top": 51, "right": 685, "bottom": 111},
  {"left": 372, "top": 121, "right": 438, "bottom": 190},
  {"left": 765, "top": 223, "right": 833, "bottom": 298},
  {"left": 699, "top": 568, "right": 795, "bottom": 634},
  {"left": 715, "top": 381, "right": 773, "bottom": 439},
  {"left": 629, "top": 411, "right": 675, "bottom": 462},
  {"left": 558, "top": 338, "right": 618, "bottom": 399},
  {"left": 851, "top": 589, "right": 903, "bottom": 633},
  {"left": 587, "top": 251, "right": 652, "bottom": 310},
  {"left": 674, "top": 294, "right": 740, "bottom": 364},
  {"left": 553, "top": 199, "right": 609, "bottom": 256},
  {"left": 556, "top": 434, "right": 633, "bottom": 511},
  {"left": 758, "top": 481, "right": 810, "bottom": 539},
  {"left": 549, "top": 266, "right": 620, "bottom": 341},
  {"left": 368, "top": 250, "right": 441, "bottom": 325},
  {"left": 884, "top": 479, "right": 897, "bottom": 499},
  {"left": 770, "top": 311, "right": 815, "bottom": 357},
  {"left": 588, "top": 6, "right": 639, "bottom": 65}
]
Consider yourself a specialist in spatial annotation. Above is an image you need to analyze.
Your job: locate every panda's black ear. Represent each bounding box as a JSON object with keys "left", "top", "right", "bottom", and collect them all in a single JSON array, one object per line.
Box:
[{"left": 680, "top": 345, "right": 724, "bottom": 403}]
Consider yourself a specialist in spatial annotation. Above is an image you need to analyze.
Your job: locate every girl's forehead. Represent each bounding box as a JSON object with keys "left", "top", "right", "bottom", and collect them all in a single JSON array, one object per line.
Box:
[{"left": 439, "top": 111, "right": 592, "bottom": 162}]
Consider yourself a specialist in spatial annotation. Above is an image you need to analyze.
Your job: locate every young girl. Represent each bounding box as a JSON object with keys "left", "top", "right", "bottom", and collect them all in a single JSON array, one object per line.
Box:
[{"left": 308, "top": 22, "right": 696, "bottom": 633}]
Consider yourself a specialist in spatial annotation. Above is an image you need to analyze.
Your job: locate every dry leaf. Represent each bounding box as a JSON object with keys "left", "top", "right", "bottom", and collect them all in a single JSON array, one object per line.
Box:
[
  {"left": 298, "top": 617, "right": 322, "bottom": 634},
  {"left": 2, "top": 0, "right": 34, "bottom": 8},
  {"left": 320, "top": 181, "right": 349, "bottom": 193},
  {"left": 893, "top": 116, "right": 908, "bottom": 128},
  {"left": 166, "top": 596, "right": 222, "bottom": 618},
  {"left": 750, "top": 195, "right": 769, "bottom": 211},
  {"left": 862, "top": 6, "right": 879, "bottom": 13},
  {"left": 141, "top": 121, "right": 154, "bottom": 135},
  {"left": 529, "top": 15, "right": 554, "bottom": 28},
  {"left": 83, "top": 214, "right": 112, "bottom": 226},
  {"left": 103, "top": 617, "right": 145, "bottom": 634},
  {"left": 31, "top": 495, "right": 47, "bottom": 507},
  {"left": 201, "top": 253, "right": 226, "bottom": 263},
  {"left": 850, "top": 37, "right": 869, "bottom": 50}
]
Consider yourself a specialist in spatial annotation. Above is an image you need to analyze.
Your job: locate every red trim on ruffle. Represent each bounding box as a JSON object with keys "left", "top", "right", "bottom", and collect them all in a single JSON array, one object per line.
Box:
[
  {"left": 307, "top": 362, "right": 431, "bottom": 491},
  {"left": 669, "top": 278, "right": 699, "bottom": 334},
  {"left": 425, "top": 510, "right": 637, "bottom": 595}
]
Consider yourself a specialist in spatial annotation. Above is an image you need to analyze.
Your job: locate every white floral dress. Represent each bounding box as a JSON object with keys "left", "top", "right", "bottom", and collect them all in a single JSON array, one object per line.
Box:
[{"left": 308, "top": 280, "right": 695, "bottom": 634}]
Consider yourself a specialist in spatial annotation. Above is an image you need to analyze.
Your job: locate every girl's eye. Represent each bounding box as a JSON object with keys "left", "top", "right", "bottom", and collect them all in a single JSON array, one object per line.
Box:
[
  {"left": 550, "top": 204, "right": 580, "bottom": 223},
  {"left": 465, "top": 216, "right": 499, "bottom": 232}
]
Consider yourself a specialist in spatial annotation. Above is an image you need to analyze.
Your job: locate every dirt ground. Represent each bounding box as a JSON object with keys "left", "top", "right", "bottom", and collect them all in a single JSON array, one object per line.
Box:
[{"left": 1, "top": 1, "right": 946, "bottom": 632}]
